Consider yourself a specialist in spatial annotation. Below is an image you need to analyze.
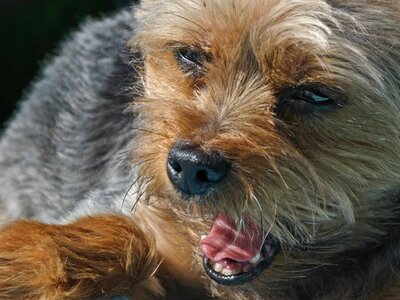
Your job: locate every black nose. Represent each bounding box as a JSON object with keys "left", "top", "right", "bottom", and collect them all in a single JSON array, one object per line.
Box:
[{"left": 167, "top": 141, "right": 229, "bottom": 196}]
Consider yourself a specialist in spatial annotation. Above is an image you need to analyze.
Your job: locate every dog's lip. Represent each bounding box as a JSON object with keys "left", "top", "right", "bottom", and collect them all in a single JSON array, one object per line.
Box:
[{"left": 202, "top": 237, "right": 279, "bottom": 286}]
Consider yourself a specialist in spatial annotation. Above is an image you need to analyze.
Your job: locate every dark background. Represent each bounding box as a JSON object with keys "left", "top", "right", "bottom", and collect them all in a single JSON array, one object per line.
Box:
[{"left": 0, "top": 0, "right": 135, "bottom": 129}]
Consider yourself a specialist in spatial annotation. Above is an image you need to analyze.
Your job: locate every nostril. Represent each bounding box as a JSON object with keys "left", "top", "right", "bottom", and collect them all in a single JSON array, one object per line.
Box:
[
  {"left": 195, "top": 169, "right": 209, "bottom": 183},
  {"left": 169, "top": 158, "right": 183, "bottom": 173},
  {"left": 194, "top": 168, "right": 224, "bottom": 183}
]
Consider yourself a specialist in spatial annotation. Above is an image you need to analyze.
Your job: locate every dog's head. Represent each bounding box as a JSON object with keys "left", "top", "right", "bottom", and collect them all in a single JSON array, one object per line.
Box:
[{"left": 129, "top": 0, "right": 400, "bottom": 295}]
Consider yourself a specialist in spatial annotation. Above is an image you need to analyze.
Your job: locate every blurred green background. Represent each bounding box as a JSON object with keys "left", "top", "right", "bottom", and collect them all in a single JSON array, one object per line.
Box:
[{"left": 0, "top": 0, "right": 134, "bottom": 129}]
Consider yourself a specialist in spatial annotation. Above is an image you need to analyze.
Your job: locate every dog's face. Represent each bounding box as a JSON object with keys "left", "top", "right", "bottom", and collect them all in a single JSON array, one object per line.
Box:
[{"left": 130, "top": 0, "right": 400, "bottom": 295}]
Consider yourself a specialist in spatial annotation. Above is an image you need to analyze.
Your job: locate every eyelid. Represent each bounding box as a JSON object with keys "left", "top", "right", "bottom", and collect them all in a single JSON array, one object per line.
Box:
[
  {"left": 279, "top": 85, "right": 336, "bottom": 104},
  {"left": 297, "top": 89, "right": 332, "bottom": 104},
  {"left": 173, "top": 45, "right": 212, "bottom": 76},
  {"left": 178, "top": 48, "right": 202, "bottom": 66},
  {"left": 274, "top": 84, "right": 345, "bottom": 119}
]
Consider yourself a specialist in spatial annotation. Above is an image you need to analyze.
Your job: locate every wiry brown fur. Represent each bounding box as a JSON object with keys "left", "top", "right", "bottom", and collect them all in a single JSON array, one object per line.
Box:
[
  {"left": 0, "top": 215, "right": 164, "bottom": 299},
  {"left": 131, "top": 0, "right": 400, "bottom": 298},
  {"left": 1, "top": 0, "right": 400, "bottom": 299}
]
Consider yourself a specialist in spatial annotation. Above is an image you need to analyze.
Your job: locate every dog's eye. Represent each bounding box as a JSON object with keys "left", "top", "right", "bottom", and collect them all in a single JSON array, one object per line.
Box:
[
  {"left": 275, "top": 85, "right": 344, "bottom": 119},
  {"left": 295, "top": 88, "right": 332, "bottom": 105},
  {"left": 178, "top": 49, "right": 202, "bottom": 66},
  {"left": 175, "top": 47, "right": 210, "bottom": 76}
]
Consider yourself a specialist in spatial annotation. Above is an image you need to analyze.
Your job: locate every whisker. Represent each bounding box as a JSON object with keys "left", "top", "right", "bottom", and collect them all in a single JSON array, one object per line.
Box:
[
  {"left": 131, "top": 127, "right": 168, "bottom": 138},
  {"left": 281, "top": 263, "right": 331, "bottom": 273},
  {"left": 131, "top": 176, "right": 153, "bottom": 212},
  {"left": 120, "top": 174, "right": 143, "bottom": 211}
]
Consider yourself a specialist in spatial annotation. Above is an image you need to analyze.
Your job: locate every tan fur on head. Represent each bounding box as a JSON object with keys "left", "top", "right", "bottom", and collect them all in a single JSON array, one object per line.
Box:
[{"left": 128, "top": 0, "right": 400, "bottom": 298}]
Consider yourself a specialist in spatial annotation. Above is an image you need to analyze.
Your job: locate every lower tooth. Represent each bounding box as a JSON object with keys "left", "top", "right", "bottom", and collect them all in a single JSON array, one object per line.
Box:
[
  {"left": 213, "top": 263, "right": 223, "bottom": 273},
  {"left": 250, "top": 252, "right": 261, "bottom": 264},
  {"left": 221, "top": 268, "right": 240, "bottom": 276},
  {"left": 231, "top": 268, "right": 241, "bottom": 275}
]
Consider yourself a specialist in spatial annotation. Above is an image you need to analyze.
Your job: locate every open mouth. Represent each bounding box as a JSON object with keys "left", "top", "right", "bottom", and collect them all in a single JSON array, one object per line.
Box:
[{"left": 200, "top": 214, "right": 279, "bottom": 286}]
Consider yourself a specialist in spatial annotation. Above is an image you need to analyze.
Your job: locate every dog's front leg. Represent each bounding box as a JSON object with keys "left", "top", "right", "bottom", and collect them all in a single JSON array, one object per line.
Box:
[{"left": 0, "top": 215, "right": 165, "bottom": 300}]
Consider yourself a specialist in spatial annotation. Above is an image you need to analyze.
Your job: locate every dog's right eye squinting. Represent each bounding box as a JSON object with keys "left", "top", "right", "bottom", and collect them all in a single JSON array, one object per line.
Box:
[
  {"left": 275, "top": 84, "right": 345, "bottom": 120},
  {"left": 296, "top": 89, "right": 332, "bottom": 105}
]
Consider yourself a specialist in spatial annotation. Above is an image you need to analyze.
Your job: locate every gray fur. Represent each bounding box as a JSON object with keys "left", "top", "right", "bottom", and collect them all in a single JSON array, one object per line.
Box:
[{"left": 0, "top": 9, "right": 138, "bottom": 224}]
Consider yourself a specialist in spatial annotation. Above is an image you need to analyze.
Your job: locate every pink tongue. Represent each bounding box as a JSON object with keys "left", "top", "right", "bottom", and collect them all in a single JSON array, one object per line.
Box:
[{"left": 200, "top": 214, "right": 264, "bottom": 262}]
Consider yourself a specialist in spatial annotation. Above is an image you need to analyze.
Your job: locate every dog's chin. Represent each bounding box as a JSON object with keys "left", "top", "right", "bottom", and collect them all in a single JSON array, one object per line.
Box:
[{"left": 200, "top": 214, "right": 279, "bottom": 286}]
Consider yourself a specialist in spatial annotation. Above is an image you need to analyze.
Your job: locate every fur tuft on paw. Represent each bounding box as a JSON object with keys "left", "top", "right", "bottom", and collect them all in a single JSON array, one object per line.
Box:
[{"left": 0, "top": 215, "right": 164, "bottom": 300}]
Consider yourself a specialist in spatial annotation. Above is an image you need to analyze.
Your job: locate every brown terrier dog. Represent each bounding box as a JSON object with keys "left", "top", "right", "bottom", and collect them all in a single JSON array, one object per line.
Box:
[{"left": 0, "top": 0, "right": 399, "bottom": 299}]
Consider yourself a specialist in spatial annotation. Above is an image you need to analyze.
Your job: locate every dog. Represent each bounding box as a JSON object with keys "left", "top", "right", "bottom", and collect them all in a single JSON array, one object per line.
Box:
[{"left": 0, "top": 0, "right": 399, "bottom": 299}]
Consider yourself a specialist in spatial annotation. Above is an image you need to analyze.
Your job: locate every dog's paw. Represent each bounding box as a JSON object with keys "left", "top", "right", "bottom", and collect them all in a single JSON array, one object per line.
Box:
[{"left": 0, "top": 215, "right": 164, "bottom": 299}]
